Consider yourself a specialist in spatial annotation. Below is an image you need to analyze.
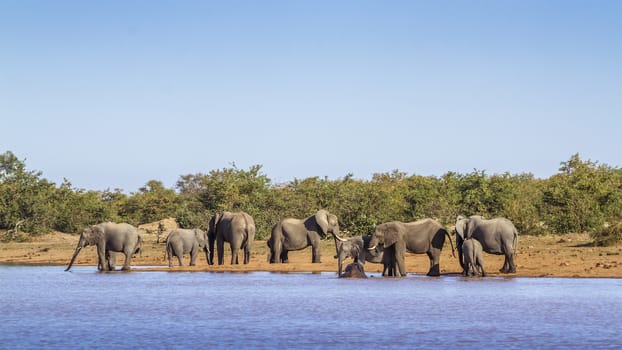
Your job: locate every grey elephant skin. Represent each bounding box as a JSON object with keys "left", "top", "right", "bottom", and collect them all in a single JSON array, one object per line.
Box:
[
  {"left": 368, "top": 218, "right": 454, "bottom": 277},
  {"left": 462, "top": 238, "right": 486, "bottom": 277},
  {"left": 268, "top": 209, "right": 340, "bottom": 264},
  {"left": 455, "top": 215, "right": 518, "bottom": 273},
  {"left": 65, "top": 222, "right": 142, "bottom": 272},
  {"left": 335, "top": 235, "right": 383, "bottom": 276},
  {"left": 166, "top": 228, "right": 209, "bottom": 267},
  {"left": 339, "top": 262, "right": 368, "bottom": 278},
  {"left": 208, "top": 211, "right": 256, "bottom": 265}
]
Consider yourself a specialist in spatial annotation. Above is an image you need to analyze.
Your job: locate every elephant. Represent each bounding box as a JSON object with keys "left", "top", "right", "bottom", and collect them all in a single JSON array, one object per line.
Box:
[
  {"left": 334, "top": 235, "right": 384, "bottom": 276},
  {"left": 339, "top": 261, "right": 368, "bottom": 278},
  {"left": 367, "top": 218, "right": 455, "bottom": 277},
  {"left": 208, "top": 211, "right": 256, "bottom": 265},
  {"left": 65, "top": 222, "right": 142, "bottom": 272},
  {"left": 462, "top": 238, "right": 486, "bottom": 277},
  {"left": 268, "top": 209, "right": 340, "bottom": 264},
  {"left": 455, "top": 215, "right": 518, "bottom": 273},
  {"left": 165, "top": 228, "right": 209, "bottom": 267}
]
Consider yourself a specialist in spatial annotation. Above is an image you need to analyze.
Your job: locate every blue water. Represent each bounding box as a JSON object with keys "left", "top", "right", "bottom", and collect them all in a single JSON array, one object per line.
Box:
[{"left": 1, "top": 266, "right": 621, "bottom": 349}]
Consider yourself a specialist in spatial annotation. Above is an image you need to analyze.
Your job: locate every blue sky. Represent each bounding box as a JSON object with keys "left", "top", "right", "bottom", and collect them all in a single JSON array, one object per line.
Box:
[{"left": 2, "top": 1, "right": 621, "bottom": 191}]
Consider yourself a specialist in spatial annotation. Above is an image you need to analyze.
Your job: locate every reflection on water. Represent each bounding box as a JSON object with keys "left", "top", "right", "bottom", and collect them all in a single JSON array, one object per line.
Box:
[{"left": 1, "top": 266, "right": 621, "bottom": 349}]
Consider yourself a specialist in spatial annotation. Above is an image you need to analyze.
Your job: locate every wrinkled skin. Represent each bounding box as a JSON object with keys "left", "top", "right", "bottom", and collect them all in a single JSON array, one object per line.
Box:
[
  {"left": 65, "top": 222, "right": 142, "bottom": 272},
  {"left": 166, "top": 228, "right": 209, "bottom": 267},
  {"left": 268, "top": 210, "right": 340, "bottom": 264},
  {"left": 368, "top": 218, "right": 454, "bottom": 277},
  {"left": 455, "top": 215, "right": 518, "bottom": 273},
  {"left": 339, "top": 262, "right": 367, "bottom": 279},
  {"left": 208, "top": 211, "right": 256, "bottom": 265},
  {"left": 335, "top": 235, "right": 384, "bottom": 276},
  {"left": 462, "top": 238, "right": 486, "bottom": 277}
]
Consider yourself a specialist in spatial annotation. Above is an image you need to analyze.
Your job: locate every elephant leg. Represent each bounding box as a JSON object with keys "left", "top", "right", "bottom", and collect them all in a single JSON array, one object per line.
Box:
[
  {"left": 167, "top": 247, "right": 174, "bottom": 268},
  {"left": 426, "top": 250, "right": 441, "bottom": 277},
  {"left": 122, "top": 252, "right": 132, "bottom": 270},
  {"left": 243, "top": 245, "right": 251, "bottom": 264},
  {"left": 97, "top": 244, "right": 107, "bottom": 272},
  {"left": 107, "top": 251, "right": 116, "bottom": 271},
  {"left": 311, "top": 242, "right": 321, "bottom": 263},
  {"left": 507, "top": 252, "right": 516, "bottom": 273},
  {"left": 231, "top": 246, "right": 240, "bottom": 265},
  {"left": 190, "top": 249, "right": 197, "bottom": 266},
  {"left": 217, "top": 239, "right": 225, "bottom": 265},
  {"left": 281, "top": 250, "right": 289, "bottom": 263}
]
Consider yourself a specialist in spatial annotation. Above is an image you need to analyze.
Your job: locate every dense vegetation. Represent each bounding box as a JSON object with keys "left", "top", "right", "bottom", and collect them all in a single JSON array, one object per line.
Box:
[{"left": 1, "top": 151, "right": 621, "bottom": 245}]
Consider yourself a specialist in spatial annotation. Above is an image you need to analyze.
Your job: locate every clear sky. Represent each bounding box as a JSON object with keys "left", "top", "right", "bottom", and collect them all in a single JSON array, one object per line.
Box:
[{"left": 1, "top": 1, "right": 620, "bottom": 191}]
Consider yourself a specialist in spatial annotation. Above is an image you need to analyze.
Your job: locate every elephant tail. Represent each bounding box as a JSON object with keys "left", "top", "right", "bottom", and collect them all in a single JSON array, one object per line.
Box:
[
  {"left": 135, "top": 235, "right": 143, "bottom": 256},
  {"left": 444, "top": 229, "right": 456, "bottom": 258}
]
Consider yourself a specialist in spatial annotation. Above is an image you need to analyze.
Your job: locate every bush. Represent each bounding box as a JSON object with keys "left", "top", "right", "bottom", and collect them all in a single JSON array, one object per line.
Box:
[{"left": 591, "top": 222, "right": 622, "bottom": 247}]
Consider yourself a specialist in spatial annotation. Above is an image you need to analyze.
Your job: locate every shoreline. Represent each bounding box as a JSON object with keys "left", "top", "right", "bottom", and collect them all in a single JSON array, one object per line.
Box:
[{"left": 1, "top": 231, "right": 620, "bottom": 278}]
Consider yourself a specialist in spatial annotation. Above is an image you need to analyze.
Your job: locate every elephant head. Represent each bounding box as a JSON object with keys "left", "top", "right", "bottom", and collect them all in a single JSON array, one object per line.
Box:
[
  {"left": 368, "top": 223, "right": 400, "bottom": 250},
  {"left": 194, "top": 228, "right": 210, "bottom": 263},
  {"left": 314, "top": 209, "right": 340, "bottom": 238},
  {"left": 65, "top": 225, "right": 103, "bottom": 271}
]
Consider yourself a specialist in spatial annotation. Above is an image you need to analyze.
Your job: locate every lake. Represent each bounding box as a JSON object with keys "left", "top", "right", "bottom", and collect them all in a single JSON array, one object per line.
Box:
[{"left": 1, "top": 265, "right": 620, "bottom": 349}]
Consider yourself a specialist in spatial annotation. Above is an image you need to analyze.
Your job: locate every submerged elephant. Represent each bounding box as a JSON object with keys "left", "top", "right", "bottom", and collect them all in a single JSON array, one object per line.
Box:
[
  {"left": 462, "top": 238, "right": 486, "bottom": 277},
  {"left": 368, "top": 218, "right": 454, "bottom": 277},
  {"left": 65, "top": 222, "right": 142, "bottom": 272},
  {"left": 339, "top": 261, "right": 368, "bottom": 278},
  {"left": 268, "top": 210, "right": 340, "bottom": 264},
  {"left": 208, "top": 211, "right": 256, "bottom": 265},
  {"left": 455, "top": 215, "right": 518, "bottom": 273},
  {"left": 166, "top": 228, "right": 209, "bottom": 267},
  {"left": 334, "top": 235, "right": 384, "bottom": 276}
]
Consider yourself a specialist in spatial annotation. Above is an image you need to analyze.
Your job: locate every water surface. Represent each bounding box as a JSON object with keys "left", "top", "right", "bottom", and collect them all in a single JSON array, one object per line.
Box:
[{"left": 1, "top": 266, "right": 620, "bottom": 349}]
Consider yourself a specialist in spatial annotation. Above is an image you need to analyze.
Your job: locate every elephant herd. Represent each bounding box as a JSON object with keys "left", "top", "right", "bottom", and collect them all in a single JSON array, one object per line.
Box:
[{"left": 65, "top": 210, "right": 519, "bottom": 277}]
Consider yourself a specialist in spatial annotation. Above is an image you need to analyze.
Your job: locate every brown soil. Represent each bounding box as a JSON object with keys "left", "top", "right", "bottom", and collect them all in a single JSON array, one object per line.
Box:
[{"left": 1, "top": 230, "right": 621, "bottom": 278}]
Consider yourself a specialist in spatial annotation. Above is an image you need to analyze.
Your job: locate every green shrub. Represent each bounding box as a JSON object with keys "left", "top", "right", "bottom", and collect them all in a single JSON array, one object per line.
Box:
[{"left": 591, "top": 222, "right": 622, "bottom": 247}]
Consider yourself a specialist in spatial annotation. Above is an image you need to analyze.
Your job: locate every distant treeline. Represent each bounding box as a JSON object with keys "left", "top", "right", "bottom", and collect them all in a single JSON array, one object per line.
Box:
[{"left": 1, "top": 151, "right": 621, "bottom": 245}]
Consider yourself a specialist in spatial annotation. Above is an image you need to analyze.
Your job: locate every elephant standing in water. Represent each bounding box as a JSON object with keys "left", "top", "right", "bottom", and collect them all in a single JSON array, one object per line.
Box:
[
  {"left": 455, "top": 215, "right": 518, "bottom": 273},
  {"left": 65, "top": 222, "right": 142, "bottom": 271},
  {"left": 367, "top": 218, "right": 454, "bottom": 277},
  {"left": 166, "top": 228, "right": 209, "bottom": 267},
  {"left": 462, "top": 238, "right": 486, "bottom": 277},
  {"left": 268, "top": 210, "right": 340, "bottom": 264},
  {"left": 334, "top": 235, "right": 384, "bottom": 276},
  {"left": 208, "top": 211, "right": 256, "bottom": 265}
]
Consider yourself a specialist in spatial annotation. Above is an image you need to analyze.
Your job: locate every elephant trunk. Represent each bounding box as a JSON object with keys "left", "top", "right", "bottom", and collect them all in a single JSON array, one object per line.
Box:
[{"left": 65, "top": 245, "right": 82, "bottom": 271}]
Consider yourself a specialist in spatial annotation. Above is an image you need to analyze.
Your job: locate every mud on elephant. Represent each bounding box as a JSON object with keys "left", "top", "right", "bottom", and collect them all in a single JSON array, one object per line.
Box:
[
  {"left": 166, "top": 228, "right": 209, "bottom": 267},
  {"left": 455, "top": 215, "right": 518, "bottom": 273},
  {"left": 462, "top": 238, "right": 486, "bottom": 277},
  {"left": 334, "top": 234, "right": 384, "bottom": 276},
  {"left": 268, "top": 210, "right": 340, "bottom": 264},
  {"left": 65, "top": 222, "right": 142, "bottom": 272},
  {"left": 368, "top": 218, "right": 454, "bottom": 277},
  {"left": 208, "top": 211, "right": 256, "bottom": 265}
]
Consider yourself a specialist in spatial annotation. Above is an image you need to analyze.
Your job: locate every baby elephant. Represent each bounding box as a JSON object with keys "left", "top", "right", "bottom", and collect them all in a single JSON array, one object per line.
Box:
[
  {"left": 166, "top": 228, "right": 209, "bottom": 267},
  {"left": 462, "top": 238, "right": 486, "bottom": 277},
  {"left": 335, "top": 235, "right": 384, "bottom": 276}
]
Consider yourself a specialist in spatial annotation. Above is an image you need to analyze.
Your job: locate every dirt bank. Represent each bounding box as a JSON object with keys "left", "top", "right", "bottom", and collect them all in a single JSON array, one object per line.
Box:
[{"left": 1, "top": 230, "right": 621, "bottom": 277}]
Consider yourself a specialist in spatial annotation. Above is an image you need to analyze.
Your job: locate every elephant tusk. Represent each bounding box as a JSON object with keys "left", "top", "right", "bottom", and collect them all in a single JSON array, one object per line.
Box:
[
  {"left": 334, "top": 235, "right": 347, "bottom": 242},
  {"left": 367, "top": 244, "right": 377, "bottom": 250}
]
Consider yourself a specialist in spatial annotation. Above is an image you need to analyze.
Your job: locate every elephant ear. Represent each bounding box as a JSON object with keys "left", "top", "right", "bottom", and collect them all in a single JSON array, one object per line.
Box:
[
  {"left": 315, "top": 210, "right": 330, "bottom": 236},
  {"left": 383, "top": 224, "right": 400, "bottom": 248},
  {"left": 209, "top": 213, "right": 222, "bottom": 233},
  {"left": 455, "top": 216, "right": 466, "bottom": 241}
]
